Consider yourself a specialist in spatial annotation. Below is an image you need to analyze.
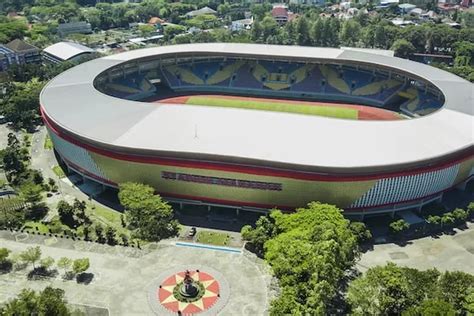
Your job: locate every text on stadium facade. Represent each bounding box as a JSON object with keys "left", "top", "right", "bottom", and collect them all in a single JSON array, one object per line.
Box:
[{"left": 161, "top": 171, "right": 282, "bottom": 191}]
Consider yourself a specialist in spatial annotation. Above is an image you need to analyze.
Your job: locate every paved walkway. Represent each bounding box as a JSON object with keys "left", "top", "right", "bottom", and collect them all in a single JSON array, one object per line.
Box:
[
  {"left": 358, "top": 222, "right": 474, "bottom": 274},
  {"left": 0, "top": 231, "right": 273, "bottom": 315}
]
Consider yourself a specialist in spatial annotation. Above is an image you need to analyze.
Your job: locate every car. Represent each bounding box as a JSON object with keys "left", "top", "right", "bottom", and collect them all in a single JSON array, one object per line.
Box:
[{"left": 187, "top": 227, "right": 197, "bottom": 237}]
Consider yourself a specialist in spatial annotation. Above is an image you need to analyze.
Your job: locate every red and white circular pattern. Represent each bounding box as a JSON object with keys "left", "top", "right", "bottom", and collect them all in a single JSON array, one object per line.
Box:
[{"left": 158, "top": 270, "right": 219, "bottom": 315}]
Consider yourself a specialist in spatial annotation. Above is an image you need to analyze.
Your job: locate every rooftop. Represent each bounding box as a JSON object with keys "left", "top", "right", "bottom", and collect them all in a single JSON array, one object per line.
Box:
[
  {"left": 40, "top": 44, "right": 474, "bottom": 174},
  {"left": 43, "top": 42, "right": 94, "bottom": 61},
  {"left": 5, "top": 39, "right": 38, "bottom": 53}
]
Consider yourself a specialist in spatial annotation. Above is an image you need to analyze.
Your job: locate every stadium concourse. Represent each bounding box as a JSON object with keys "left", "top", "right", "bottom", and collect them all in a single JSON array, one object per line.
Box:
[{"left": 40, "top": 43, "right": 474, "bottom": 217}]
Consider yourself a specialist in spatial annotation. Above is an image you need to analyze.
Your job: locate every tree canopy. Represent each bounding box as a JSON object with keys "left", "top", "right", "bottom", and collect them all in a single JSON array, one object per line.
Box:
[
  {"left": 242, "top": 202, "right": 358, "bottom": 315},
  {"left": 348, "top": 263, "right": 474, "bottom": 315},
  {"left": 118, "top": 182, "right": 178, "bottom": 241},
  {"left": 0, "top": 287, "right": 71, "bottom": 316}
]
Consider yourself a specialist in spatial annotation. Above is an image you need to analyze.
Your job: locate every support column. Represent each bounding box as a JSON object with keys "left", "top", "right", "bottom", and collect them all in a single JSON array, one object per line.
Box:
[
  {"left": 236, "top": 208, "right": 240, "bottom": 216},
  {"left": 456, "top": 181, "right": 467, "bottom": 191},
  {"left": 207, "top": 205, "right": 211, "bottom": 212},
  {"left": 179, "top": 203, "right": 183, "bottom": 210},
  {"left": 437, "top": 193, "right": 443, "bottom": 204}
]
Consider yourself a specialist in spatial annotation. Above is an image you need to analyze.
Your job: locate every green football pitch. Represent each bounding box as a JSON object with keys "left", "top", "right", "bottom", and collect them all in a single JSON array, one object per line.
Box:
[{"left": 185, "top": 96, "right": 359, "bottom": 119}]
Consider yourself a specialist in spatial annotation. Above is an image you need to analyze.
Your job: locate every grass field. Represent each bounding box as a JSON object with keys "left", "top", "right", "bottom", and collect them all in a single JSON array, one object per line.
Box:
[
  {"left": 196, "top": 231, "right": 230, "bottom": 246},
  {"left": 44, "top": 135, "right": 53, "bottom": 150},
  {"left": 185, "top": 96, "right": 358, "bottom": 119},
  {"left": 52, "top": 165, "right": 66, "bottom": 178}
]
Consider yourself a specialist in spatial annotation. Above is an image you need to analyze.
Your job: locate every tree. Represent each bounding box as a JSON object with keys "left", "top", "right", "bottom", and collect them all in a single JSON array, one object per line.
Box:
[
  {"left": 349, "top": 221, "right": 372, "bottom": 243},
  {"left": 72, "top": 258, "right": 90, "bottom": 275},
  {"left": 339, "top": 19, "right": 362, "bottom": 47},
  {"left": 39, "top": 256, "right": 54, "bottom": 271},
  {"left": 441, "top": 212, "right": 455, "bottom": 228},
  {"left": 83, "top": 225, "right": 91, "bottom": 241},
  {"left": 138, "top": 24, "right": 155, "bottom": 37},
  {"left": 0, "top": 248, "right": 11, "bottom": 264},
  {"left": 105, "top": 226, "right": 117, "bottom": 245},
  {"left": 403, "top": 299, "right": 456, "bottom": 316},
  {"left": 94, "top": 224, "right": 104, "bottom": 242},
  {"left": 296, "top": 16, "right": 311, "bottom": 46},
  {"left": 389, "top": 219, "right": 409, "bottom": 235},
  {"left": 1, "top": 78, "right": 45, "bottom": 131},
  {"left": 57, "top": 200, "right": 74, "bottom": 226},
  {"left": 163, "top": 24, "right": 186, "bottom": 41},
  {"left": 349, "top": 264, "right": 474, "bottom": 315},
  {"left": 452, "top": 208, "right": 468, "bottom": 224},
  {"left": 241, "top": 214, "right": 276, "bottom": 257},
  {"left": 399, "top": 25, "right": 428, "bottom": 53},
  {"left": 348, "top": 263, "right": 412, "bottom": 315},
  {"left": 57, "top": 257, "right": 72, "bottom": 276},
  {"left": 260, "top": 16, "right": 278, "bottom": 41},
  {"left": 118, "top": 182, "right": 155, "bottom": 211},
  {"left": 261, "top": 202, "right": 358, "bottom": 314},
  {"left": 438, "top": 271, "right": 474, "bottom": 313},
  {"left": 118, "top": 182, "right": 178, "bottom": 241},
  {"left": 426, "top": 215, "right": 441, "bottom": 227},
  {"left": 20, "top": 183, "right": 43, "bottom": 207},
  {"left": 391, "top": 39, "right": 416, "bottom": 59},
  {"left": 465, "top": 288, "right": 474, "bottom": 314},
  {"left": 19, "top": 246, "right": 41, "bottom": 269},
  {"left": 311, "top": 18, "right": 325, "bottom": 46},
  {"left": 0, "top": 287, "right": 70, "bottom": 316}
]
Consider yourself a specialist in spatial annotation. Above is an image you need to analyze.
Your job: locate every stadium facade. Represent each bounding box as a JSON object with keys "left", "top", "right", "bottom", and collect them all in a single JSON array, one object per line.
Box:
[{"left": 40, "top": 44, "right": 474, "bottom": 215}]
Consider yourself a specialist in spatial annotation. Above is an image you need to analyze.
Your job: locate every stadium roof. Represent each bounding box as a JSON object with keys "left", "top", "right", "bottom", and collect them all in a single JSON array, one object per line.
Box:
[
  {"left": 40, "top": 43, "right": 474, "bottom": 173},
  {"left": 43, "top": 42, "right": 94, "bottom": 61}
]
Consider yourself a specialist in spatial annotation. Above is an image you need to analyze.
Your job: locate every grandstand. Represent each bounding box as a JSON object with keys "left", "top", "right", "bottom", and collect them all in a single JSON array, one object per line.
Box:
[
  {"left": 41, "top": 44, "right": 473, "bottom": 215},
  {"left": 98, "top": 57, "right": 443, "bottom": 117}
]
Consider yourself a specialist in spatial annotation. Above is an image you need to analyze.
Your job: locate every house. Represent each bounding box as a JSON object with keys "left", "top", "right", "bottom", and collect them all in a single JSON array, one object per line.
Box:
[
  {"left": 185, "top": 7, "right": 217, "bottom": 18},
  {"left": 289, "top": 0, "right": 326, "bottom": 6},
  {"left": 43, "top": 42, "right": 95, "bottom": 64},
  {"left": 271, "top": 4, "right": 298, "bottom": 24},
  {"left": 148, "top": 17, "right": 165, "bottom": 26},
  {"left": 58, "top": 21, "right": 92, "bottom": 37},
  {"left": 398, "top": 3, "right": 417, "bottom": 13},
  {"left": 391, "top": 18, "right": 416, "bottom": 26},
  {"left": 231, "top": 17, "right": 254, "bottom": 31},
  {"left": 0, "top": 39, "right": 41, "bottom": 70},
  {"left": 0, "top": 54, "right": 8, "bottom": 72}
]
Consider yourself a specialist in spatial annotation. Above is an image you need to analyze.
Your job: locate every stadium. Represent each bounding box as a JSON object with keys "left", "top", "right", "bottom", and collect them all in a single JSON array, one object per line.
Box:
[{"left": 40, "top": 43, "right": 474, "bottom": 216}]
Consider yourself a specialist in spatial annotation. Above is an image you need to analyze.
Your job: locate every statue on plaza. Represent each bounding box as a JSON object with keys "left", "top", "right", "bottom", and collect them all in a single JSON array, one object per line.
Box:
[{"left": 180, "top": 270, "right": 199, "bottom": 298}]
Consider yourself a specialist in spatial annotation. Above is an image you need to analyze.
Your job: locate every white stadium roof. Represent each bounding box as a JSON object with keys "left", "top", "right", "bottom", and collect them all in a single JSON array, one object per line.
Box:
[
  {"left": 40, "top": 43, "right": 474, "bottom": 173},
  {"left": 43, "top": 41, "right": 94, "bottom": 61}
]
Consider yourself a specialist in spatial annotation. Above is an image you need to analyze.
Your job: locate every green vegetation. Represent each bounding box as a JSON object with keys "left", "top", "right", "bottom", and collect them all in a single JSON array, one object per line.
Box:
[
  {"left": 43, "top": 135, "right": 53, "bottom": 150},
  {"left": 242, "top": 202, "right": 359, "bottom": 314},
  {"left": 196, "top": 231, "right": 229, "bottom": 246},
  {"left": 118, "top": 182, "right": 179, "bottom": 242},
  {"left": 22, "top": 221, "right": 50, "bottom": 234},
  {"left": 0, "top": 287, "right": 72, "bottom": 315},
  {"left": 72, "top": 258, "right": 90, "bottom": 275},
  {"left": 172, "top": 281, "right": 205, "bottom": 303},
  {"left": 242, "top": 202, "right": 474, "bottom": 314},
  {"left": 348, "top": 263, "right": 474, "bottom": 315},
  {"left": 185, "top": 96, "right": 358, "bottom": 119},
  {"left": 52, "top": 165, "right": 66, "bottom": 178}
]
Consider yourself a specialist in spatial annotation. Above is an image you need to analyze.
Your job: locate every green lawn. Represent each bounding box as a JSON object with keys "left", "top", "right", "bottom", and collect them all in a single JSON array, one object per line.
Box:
[
  {"left": 196, "top": 231, "right": 230, "bottom": 246},
  {"left": 87, "top": 205, "right": 132, "bottom": 239},
  {"left": 186, "top": 96, "right": 358, "bottom": 119},
  {"left": 22, "top": 221, "right": 51, "bottom": 234},
  {"left": 90, "top": 205, "right": 122, "bottom": 226},
  {"left": 52, "top": 165, "right": 66, "bottom": 178},
  {"left": 44, "top": 135, "right": 53, "bottom": 150}
]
